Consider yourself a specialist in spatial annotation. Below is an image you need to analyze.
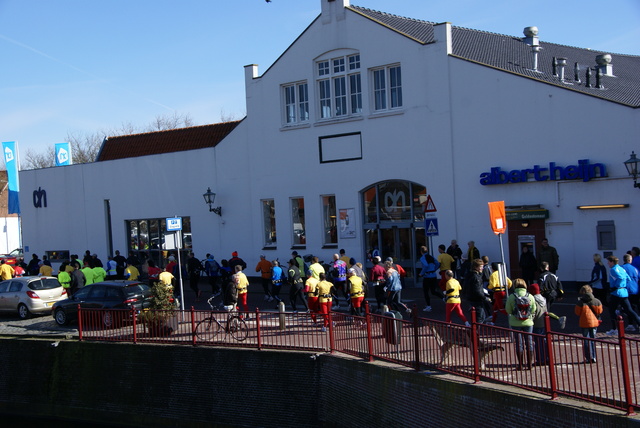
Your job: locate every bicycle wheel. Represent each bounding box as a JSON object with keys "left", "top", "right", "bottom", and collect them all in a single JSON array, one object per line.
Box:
[
  {"left": 195, "top": 316, "right": 222, "bottom": 341},
  {"left": 227, "top": 316, "right": 248, "bottom": 341}
]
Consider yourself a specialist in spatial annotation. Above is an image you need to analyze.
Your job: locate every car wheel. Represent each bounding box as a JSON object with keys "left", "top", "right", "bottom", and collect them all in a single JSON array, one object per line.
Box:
[
  {"left": 18, "top": 303, "right": 31, "bottom": 320},
  {"left": 54, "top": 308, "right": 68, "bottom": 326}
]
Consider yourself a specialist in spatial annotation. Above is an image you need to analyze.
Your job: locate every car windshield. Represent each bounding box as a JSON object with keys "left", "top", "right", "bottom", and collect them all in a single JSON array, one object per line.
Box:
[
  {"left": 28, "top": 278, "right": 61, "bottom": 290},
  {"left": 124, "top": 284, "right": 148, "bottom": 297}
]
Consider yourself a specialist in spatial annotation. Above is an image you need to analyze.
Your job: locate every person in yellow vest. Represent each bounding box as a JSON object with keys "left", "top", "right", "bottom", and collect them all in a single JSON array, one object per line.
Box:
[
  {"left": 81, "top": 261, "right": 96, "bottom": 286},
  {"left": 487, "top": 262, "right": 513, "bottom": 325},
  {"left": 347, "top": 268, "right": 365, "bottom": 317},
  {"left": 0, "top": 259, "right": 15, "bottom": 280},
  {"left": 305, "top": 274, "right": 320, "bottom": 324},
  {"left": 125, "top": 261, "right": 140, "bottom": 281},
  {"left": 444, "top": 270, "right": 470, "bottom": 326},
  {"left": 316, "top": 272, "right": 334, "bottom": 332},
  {"left": 233, "top": 265, "right": 250, "bottom": 316},
  {"left": 38, "top": 261, "right": 53, "bottom": 277},
  {"left": 57, "top": 261, "right": 72, "bottom": 296},
  {"left": 92, "top": 264, "right": 107, "bottom": 283}
]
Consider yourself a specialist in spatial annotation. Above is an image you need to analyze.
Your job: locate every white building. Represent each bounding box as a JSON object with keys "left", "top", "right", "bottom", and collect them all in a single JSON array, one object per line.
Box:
[{"left": 19, "top": 0, "right": 640, "bottom": 286}]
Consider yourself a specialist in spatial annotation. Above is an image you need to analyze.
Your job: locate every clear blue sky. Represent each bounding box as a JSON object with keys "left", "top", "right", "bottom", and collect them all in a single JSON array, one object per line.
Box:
[{"left": 1, "top": 0, "right": 639, "bottom": 161}]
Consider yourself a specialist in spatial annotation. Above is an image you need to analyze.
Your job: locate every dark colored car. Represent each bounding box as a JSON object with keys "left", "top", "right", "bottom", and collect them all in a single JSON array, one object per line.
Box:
[{"left": 52, "top": 281, "right": 152, "bottom": 327}]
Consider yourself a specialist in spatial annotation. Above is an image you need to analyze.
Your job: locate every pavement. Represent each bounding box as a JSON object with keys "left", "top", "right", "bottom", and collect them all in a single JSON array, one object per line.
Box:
[{"left": 0, "top": 277, "right": 631, "bottom": 338}]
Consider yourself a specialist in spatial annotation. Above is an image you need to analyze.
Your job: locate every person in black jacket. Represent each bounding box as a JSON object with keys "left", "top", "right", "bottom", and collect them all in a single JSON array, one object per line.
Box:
[{"left": 463, "top": 258, "right": 491, "bottom": 324}]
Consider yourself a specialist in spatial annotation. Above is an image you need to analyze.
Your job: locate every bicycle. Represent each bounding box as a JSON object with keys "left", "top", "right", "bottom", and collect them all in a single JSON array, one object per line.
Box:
[{"left": 195, "top": 295, "right": 248, "bottom": 342}]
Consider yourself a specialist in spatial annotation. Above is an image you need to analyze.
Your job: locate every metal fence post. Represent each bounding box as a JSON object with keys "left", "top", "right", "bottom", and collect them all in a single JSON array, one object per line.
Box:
[
  {"left": 132, "top": 307, "right": 137, "bottom": 344},
  {"left": 328, "top": 310, "right": 335, "bottom": 353},
  {"left": 364, "top": 301, "right": 374, "bottom": 362},
  {"left": 77, "top": 304, "right": 83, "bottom": 341},
  {"left": 469, "top": 308, "right": 481, "bottom": 383},
  {"left": 617, "top": 316, "right": 636, "bottom": 416},
  {"left": 413, "top": 304, "right": 420, "bottom": 371},
  {"left": 544, "top": 314, "right": 558, "bottom": 400},
  {"left": 191, "top": 306, "right": 196, "bottom": 346},
  {"left": 256, "top": 308, "right": 262, "bottom": 350}
]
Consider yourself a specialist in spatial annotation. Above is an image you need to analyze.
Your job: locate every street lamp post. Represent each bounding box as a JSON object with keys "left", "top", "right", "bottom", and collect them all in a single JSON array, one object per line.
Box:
[{"left": 624, "top": 151, "right": 640, "bottom": 189}]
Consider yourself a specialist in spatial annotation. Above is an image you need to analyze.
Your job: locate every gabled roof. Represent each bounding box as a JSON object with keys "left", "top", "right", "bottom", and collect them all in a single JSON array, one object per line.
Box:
[
  {"left": 350, "top": 5, "right": 640, "bottom": 107},
  {"left": 96, "top": 120, "right": 242, "bottom": 162}
]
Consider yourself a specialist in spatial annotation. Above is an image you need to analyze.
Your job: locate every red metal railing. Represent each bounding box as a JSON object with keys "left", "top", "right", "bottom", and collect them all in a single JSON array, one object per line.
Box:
[{"left": 76, "top": 304, "right": 638, "bottom": 415}]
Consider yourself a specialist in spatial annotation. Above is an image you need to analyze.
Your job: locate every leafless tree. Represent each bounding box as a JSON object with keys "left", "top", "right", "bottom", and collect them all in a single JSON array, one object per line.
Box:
[{"left": 20, "top": 112, "right": 198, "bottom": 170}]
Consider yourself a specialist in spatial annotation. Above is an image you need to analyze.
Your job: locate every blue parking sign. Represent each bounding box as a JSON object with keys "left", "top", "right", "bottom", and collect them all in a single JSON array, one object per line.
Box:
[
  {"left": 425, "top": 218, "right": 439, "bottom": 236},
  {"left": 166, "top": 217, "right": 182, "bottom": 231}
]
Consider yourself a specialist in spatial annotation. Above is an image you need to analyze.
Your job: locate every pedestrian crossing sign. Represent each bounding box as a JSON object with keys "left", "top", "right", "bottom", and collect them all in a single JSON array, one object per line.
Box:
[{"left": 425, "top": 218, "right": 439, "bottom": 236}]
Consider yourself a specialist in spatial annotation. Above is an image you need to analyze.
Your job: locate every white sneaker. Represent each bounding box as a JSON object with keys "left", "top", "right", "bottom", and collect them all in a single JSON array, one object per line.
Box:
[
  {"left": 423, "top": 306, "right": 432, "bottom": 312},
  {"left": 606, "top": 329, "right": 618, "bottom": 336},
  {"left": 625, "top": 325, "right": 637, "bottom": 332}
]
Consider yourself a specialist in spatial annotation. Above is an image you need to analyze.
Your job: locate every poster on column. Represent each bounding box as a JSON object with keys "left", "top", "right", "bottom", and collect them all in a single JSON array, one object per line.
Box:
[
  {"left": 339, "top": 208, "right": 356, "bottom": 239},
  {"left": 2, "top": 141, "right": 20, "bottom": 214}
]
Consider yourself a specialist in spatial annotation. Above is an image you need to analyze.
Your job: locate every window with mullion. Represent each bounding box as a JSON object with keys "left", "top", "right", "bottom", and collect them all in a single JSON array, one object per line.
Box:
[
  {"left": 334, "top": 76, "right": 347, "bottom": 117},
  {"left": 373, "top": 69, "right": 387, "bottom": 110},
  {"left": 319, "top": 79, "right": 332, "bottom": 118},
  {"left": 285, "top": 85, "right": 296, "bottom": 123},
  {"left": 389, "top": 66, "right": 402, "bottom": 108},
  {"left": 349, "top": 73, "right": 362, "bottom": 114}
]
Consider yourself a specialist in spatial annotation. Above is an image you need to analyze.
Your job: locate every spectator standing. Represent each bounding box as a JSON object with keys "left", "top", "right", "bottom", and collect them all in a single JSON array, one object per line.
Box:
[
  {"left": 519, "top": 246, "right": 537, "bottom": 286},
  {"left": 529, "top": 283, "right": 566, "bottom": 366},
  {"left": 57, "top": 262, "right": 71, "bottom": 295},
  {"left": 575, "top": 284, "right": 603, "bottom": 363},
  {"left": 605, "top": 255, "right": 640, "bottom": 336},
  {"left": 113, "top": 250, "right": 127, "bottom": 279},
  {"left": 463, "top": 259, "right": 491, "bottom": 324},
  {"left": 255, "top": 254, "right": 273, "bottom": 302},
  {"left": 446, "top": 240, "right": 463, "bottom": 278},
  {"left": 92, "top": 263, "right": 107, "bottom": 283},
  {"left": 588, "top": 253, "right": 609, "bottom": 306},
  {"left": 106, "top": 256, "right": 118, "bottom": 280},
  {"left": 462, "top": 241, "right": 480, "bottom": 277},
  {"left": 622, "top": 253, "right": 640, "bottom": 332},
  {"left": 91, "top": 253, "right": 103, "bottom": 268},
  {"left": 70, "top": 262, "right": 85, "bottom": 295},
  {"left": 539, "top": 261, "right": 563, "bottom": 310},
  {"left": 505, "top": 278, "right": 537, "bottom": 370},
  {"left": 339, "top": 249, "right": 350, "bottom": 266},
  {"left": 38, "top": 261, "right": 53, "bottom": 277},
  {"left": 81, "top": 260, "right": 96, "bottom": 286},
  {"left": 27, "top": 254, "right": 41, "bottom": 276},
  {"left": 539, "top": 239, "right": 559, "bottom": 274},
  {"left": 444, "top": 270, "right": 469, "bottom": 326},
  {"left": 147, "top": 260, "right": 162, "bottom": 283},
  {"left": 186, "top": 252, "right": 203, "bottom": 302},
  {"left": 419, "top": 246, "right": 442, "bottom": 313},
  {"left": 205, "top": 254, "right": 222, "bottom": 296}
]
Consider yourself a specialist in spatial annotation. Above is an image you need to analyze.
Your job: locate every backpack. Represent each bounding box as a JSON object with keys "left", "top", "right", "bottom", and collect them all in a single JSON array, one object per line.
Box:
[{"left": 512, "top": 292, "right": 533, "bottom": 320}]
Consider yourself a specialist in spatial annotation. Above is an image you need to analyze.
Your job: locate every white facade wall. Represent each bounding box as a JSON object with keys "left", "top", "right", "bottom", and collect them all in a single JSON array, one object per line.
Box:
[{"left": 18, "top": 2, "right": 639, "bottom": 282}]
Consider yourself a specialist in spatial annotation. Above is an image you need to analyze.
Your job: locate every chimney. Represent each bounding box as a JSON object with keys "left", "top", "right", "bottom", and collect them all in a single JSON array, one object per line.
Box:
[
  {"left": 556, "top": 57, "right": 567, "bottom": 82},
  {"left": 595, "top": 54, "right": 614, "bottom": 76},
  {"left": 574, "top": 62, "right": 581, "bottom": 83},
  {"left": 523, "top": 26, "right": 539, "bottom": 46},
  {"left": 531, "top": 45, "right": 541, "bottom": 72},
  {"left": 321, "top": 0, "right": 349, "bottom": 24}
]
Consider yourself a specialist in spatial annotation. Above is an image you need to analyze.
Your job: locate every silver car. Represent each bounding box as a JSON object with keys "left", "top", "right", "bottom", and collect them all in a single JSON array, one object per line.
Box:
[{"left": 0, "top": 276, "right": 67, "bottom": 319}]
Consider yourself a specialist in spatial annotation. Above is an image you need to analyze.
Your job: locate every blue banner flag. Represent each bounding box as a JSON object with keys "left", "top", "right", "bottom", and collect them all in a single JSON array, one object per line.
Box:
[
  {"left": 2, "top": 141, "right": 21, "bottom": 214},
  {"left": 55, "top": 142, "right": 72, "bottom": 166}
]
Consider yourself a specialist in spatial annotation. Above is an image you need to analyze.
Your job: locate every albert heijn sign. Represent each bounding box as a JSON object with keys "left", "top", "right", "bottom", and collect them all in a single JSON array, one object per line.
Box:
[{"left": 479, "top": 159, "right": 607, "bottom": 185}]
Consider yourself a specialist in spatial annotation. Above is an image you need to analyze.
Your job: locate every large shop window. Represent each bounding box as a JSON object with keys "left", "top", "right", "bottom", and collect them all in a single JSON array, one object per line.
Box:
[
  {"left": 291, "top": 197, "right": 306, "bottom": 247},
  {"left": 262, "top": 199, "right": 277, "bottom": 248},
  {"left": 322, "top": 195, "right": 337, "bottom": 246},
  {"left": 362, "top": 181, "right": 426, "bottom": 224},
  {"left": 127, "top": 217, "right": 192, "bottom": 268}
]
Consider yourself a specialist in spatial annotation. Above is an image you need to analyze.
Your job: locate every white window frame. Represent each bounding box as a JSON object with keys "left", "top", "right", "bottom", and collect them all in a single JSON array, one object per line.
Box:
[
  {"left": 261, "top": 199, "right": 277, "bottom": 248},
  {"left": 316, "top": 53, "right": 362, "bottom": 120},
  {"left": 371, "top": 64, "right": 402, "bottom": 112},
  {"left": 321, "top": 195, "right": 337, "bottom": 246},
  {"left": 282, "top": 81, "right": 309, "bottom": 125}
]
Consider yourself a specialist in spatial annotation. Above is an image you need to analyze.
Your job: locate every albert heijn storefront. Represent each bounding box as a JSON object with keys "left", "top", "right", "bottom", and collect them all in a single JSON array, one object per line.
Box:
[{"left": 479, "top": 156, "right": 630, "bottom": 284}]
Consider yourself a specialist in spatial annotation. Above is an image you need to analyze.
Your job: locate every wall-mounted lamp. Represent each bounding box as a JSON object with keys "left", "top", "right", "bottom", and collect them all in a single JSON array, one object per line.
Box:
[
  {"left": 203, "top": 187, "right": 222, "bottom": 216},
  {"left": 624, "top": 151, "right": 640, "bottom": 189},
  {"left": 577, "top": 204, "right": 629, "bottom": 210}
]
